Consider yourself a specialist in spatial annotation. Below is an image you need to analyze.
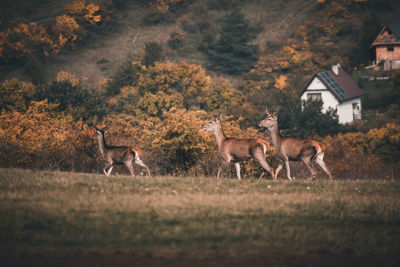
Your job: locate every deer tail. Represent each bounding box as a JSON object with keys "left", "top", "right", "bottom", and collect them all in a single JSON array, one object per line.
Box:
[
  {"left": 131, "top": 147, "right": 142, "bottom": 158},
  {"left": 258, "top": 138, "right": 270, "bottom": 155},
  {"left": 312, "top": 141, "right": 325, "bottom": 161}
]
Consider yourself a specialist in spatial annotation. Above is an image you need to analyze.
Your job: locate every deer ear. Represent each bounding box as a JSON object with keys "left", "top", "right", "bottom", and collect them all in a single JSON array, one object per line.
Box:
[
  {"left": 217, "top": 113, "right": 223, "bottom": 121},
  {"left": 272, "top": 112, "right": 277, "bottom": 118}
]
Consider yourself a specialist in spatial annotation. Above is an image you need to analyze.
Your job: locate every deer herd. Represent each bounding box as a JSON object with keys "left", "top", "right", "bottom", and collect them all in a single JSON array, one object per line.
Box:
[{"left": 94, "top": 107, "right": 333, "bottom": 181}]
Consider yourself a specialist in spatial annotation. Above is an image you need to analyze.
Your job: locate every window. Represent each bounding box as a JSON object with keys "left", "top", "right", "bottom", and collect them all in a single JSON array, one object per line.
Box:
[
  {"left": 387, "top": 46, "right": 394, "bottom": 51},
  {"left": 307, "top": 93, "right": 322, "bottom": 101}
]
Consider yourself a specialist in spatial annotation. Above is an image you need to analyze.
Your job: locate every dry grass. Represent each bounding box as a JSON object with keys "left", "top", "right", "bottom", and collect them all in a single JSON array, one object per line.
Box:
[{"left": 0, "top": 168, "right": 399, "bottom": 266}]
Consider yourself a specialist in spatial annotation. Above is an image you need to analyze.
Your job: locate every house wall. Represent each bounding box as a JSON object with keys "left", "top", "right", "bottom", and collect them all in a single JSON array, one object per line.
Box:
[
  {"left": 337, "top": 98, "right": 362, "bottom": 124},
  {"left": 301, "top": 77, "right": 361, "bottom": 124},
  {"left": 301, "top": 77, "right": 339, "bottom": 114},
  {"left": 376, "top": 45, "right": 400, "bottom": 61}
]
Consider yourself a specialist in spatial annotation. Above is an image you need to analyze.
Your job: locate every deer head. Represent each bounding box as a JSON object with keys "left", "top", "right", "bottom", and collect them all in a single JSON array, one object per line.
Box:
[
  {"left": 202, "top": 114, "right": 223, "bottom": 133},
  {"left": 258, "top": 107, "right": 277, "bottom": 129},
  {"left": 93, "top": 126, "right": 106, "bottom": 141}
]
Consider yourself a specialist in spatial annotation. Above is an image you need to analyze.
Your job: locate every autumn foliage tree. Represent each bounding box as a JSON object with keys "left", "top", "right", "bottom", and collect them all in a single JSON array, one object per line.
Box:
[
  {"left": 107, "top": 61, "right": 213, "bottom": 117},
  {"left": 0, "top": 102, "right": 97, "bottom": 171},
  {"left": 0, "top": 78, "right": 36, "bottom": 112},
  {"left": 0, "top": 0, "right": 105, "bottom": 63},
  {"left": 324, "top": 123, "right": 400, "bottom": 178}
]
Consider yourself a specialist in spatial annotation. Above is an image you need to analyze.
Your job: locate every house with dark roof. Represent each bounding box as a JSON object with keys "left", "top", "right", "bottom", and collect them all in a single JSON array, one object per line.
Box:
[
  {"left": 300, "top": 64, "right": 364, "bottom": 124},
  {"left": 371, "top": 21, "right": 400, "bottom": 70}
]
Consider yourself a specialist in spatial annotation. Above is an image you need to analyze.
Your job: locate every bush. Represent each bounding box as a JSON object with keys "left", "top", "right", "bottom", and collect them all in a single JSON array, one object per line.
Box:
[
  {"left": 0, "top": 105, "right": 98, "bottom": 172},
  {"left": 106, "top": 61, "right": 212, "bottom": 117},
  {"left": 0, "top": 78, "right": 36, "bottom": 112},
  {"left": 142, "top": 41, "right": 163, "bottom": 67},
  {"left": 38, "top": 80, "right": 102, "bottom": 121},
  {"left": 323, "top": 123, "right": 400, "bottom": 179}
]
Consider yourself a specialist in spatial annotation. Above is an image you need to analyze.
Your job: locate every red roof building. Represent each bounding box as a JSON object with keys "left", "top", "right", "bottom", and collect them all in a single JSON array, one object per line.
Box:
[
  {"left": 300, "top": 64, "right": 363, "bottom": 124},
  {"left": 371, "top": 22, "right": 400, "bottom": 70}
]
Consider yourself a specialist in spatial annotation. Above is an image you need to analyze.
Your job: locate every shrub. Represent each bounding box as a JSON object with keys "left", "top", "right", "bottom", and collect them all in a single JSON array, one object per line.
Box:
[
  {"left": 0, "top": 105, "right": 98, "bottom": 172},
  {"left": 0, "top": 78, "right": 36, "bottom": 112},
  {"left": 323, "top": 123, "right": 400, "bottom": 179},
  {"left": 142, "top": 41, "right": 163, "bottom": 67}
]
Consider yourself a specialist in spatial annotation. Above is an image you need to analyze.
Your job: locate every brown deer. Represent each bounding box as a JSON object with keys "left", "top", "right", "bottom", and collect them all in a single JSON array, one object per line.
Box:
[
  {"left": 93, "top": 127, "right": 151, "bottom": 177},
  {"left": 258, "top": 107, "right": 333, "bottom": 180},
  {"left": 202, "top": 115, "right": 274, "bottom": 180}
]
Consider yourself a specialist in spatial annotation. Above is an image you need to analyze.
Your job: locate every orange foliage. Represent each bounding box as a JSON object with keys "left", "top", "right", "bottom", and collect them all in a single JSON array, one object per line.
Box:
[
  {"left": 323, "top": 124, "right": 400, "bottom": 179},
  {"left": 0, "top": 78, "right": 36, "bottom": 112},
  {"left": 66, "top": 0, "right": 102, "bottom": 24},
  {"left": 0, "top": 106, "right": 97, "bottom": 172},
  {"left": 0, "top": 23, "right": 56, "bottom": 59},
  {"left": 0, "top": 1, "right": 105, "bottom": 61},
  {"left": 274, "top": 75, "right": 287, "bottom": 91},
  {"left": 151, "top": 0, "right": 186, "bottom": 13},
  {"left": 56, "top": 71, "right": 80, "bottom": 86}
]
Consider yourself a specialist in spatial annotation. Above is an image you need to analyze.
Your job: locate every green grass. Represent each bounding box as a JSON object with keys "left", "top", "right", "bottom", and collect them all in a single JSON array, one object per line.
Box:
[{"left": 0, "top": 168, "right": 399, "bottom": 266}]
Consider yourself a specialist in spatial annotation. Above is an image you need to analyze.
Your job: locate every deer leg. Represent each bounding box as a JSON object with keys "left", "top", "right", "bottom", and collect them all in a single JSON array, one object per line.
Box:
[
  {"left": 135, "top": 157, "right": 151, "bottom": 177},
  {"left": 104, "top": 165, "right": 114, "bottom": 176},
  {"left": 274, "top": 159, "right": 284, "bottom": 180},
  {"left": 314, "top": 155, "right": 333, "bottom": 180},
  {"left": 125, "top": 161, "right": 135, "bottom": 177},
  {"left": 254, "top": 150, "right": 275, "bottom": 179},
  {"left": 217, "top": 160, "right": 228, "bottom": 179},
  {"left": 284, "top": 159, "right": 293, "bottom": 181},
  {"left": 234, "top": 162, "right": 241, "bottom": 180},
  {"left": 302, "top": 157, "right": 316, "bottom": 180}
]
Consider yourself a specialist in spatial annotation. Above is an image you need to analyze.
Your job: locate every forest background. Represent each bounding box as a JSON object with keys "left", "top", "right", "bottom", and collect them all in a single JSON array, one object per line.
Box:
[{"left": 0, "top": 0, "right": 399, "bottom": 179}]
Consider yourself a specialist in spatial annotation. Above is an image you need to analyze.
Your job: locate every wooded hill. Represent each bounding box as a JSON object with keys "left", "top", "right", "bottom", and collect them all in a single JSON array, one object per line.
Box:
[{"left": 0, "top": 0, "right": 399, "bottom": 177}]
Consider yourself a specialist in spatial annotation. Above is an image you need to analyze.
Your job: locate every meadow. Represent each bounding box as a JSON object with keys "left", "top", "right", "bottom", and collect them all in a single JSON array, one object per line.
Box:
[{"left": 0, "top": 168, "right": 399, "bottom": 266}]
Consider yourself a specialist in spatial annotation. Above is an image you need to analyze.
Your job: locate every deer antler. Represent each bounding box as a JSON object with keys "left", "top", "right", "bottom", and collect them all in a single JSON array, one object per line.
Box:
[
  {"left": 265, "top": 106, "right": 271, "bottom": 115},
  {"left": 216, "top": 112, "right": 223, "bottom": 121}
]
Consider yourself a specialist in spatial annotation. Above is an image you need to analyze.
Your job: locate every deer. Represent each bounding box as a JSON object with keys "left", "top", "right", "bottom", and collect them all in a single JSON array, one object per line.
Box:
[
  {"left": 93, "top": 127, "right": 151, "bottom": 177},
  {"left": 202, "top": 115, "right": 275, "bottom": 180},
  {"left": 258, "top": 107, "right": 333, "bottom": 181}
]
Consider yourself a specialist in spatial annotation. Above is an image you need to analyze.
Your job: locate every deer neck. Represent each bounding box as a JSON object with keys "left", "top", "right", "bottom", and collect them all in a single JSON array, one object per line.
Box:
[
  {"left": 96, "top": 134, "right": 108, "bottom": 157},
  {"left": 213, "top": 125, "right": 227, "bottom": 148},
  {"left": 268, "top": 123, "right": 281, "bottom": 148}
]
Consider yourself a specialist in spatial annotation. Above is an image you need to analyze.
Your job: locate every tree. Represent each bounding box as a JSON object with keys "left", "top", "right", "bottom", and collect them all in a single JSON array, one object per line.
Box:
[
  {"left": 0, "top": 78, "right": 36, "bottom": 112},
  {"left": 272, "top": 94, "right": 341, "bottom": 138},
  {"left": 39, "top": 80, "right": 101, "bottom": 120},
  {"left": 389, "top": 70, "right": 400, "bottom": 104},
  {"left": 207, "top": 8, "right": 258, "bottom": 75},
  {"left": 355, "top": 10, "right": 381, "bottom": 64},
  {"left": 105, "top": 60, "right": 144, "bottom": 96},
  {"left": 107, "top": 61, "right": 212, "bottom": 117},
  {"left": 205, "top": 77, "right": 243, "bottom": 111},
  {"left": 142, "top": 41, "right": 163, "bottom": 67}
]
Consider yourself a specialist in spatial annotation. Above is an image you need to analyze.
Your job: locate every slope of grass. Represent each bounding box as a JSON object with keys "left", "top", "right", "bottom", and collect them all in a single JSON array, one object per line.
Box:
[{"left": 0, "top": 168, "right": 399, "bottom": 266}]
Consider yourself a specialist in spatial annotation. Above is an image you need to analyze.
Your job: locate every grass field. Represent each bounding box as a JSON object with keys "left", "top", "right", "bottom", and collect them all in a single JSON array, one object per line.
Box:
[{"left": 0, "top": 168, "right": 399, "bottom": 267}]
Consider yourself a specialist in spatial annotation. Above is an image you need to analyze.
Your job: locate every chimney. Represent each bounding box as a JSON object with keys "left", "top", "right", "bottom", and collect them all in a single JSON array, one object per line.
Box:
[{"left": 332, "top": 63, "right": 341, "bottom": 75}]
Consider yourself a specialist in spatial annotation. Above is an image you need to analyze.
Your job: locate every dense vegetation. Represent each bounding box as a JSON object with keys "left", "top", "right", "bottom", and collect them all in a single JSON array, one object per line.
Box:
[{"left": 0, "top": 0, "right": 399, "bottom": 178}]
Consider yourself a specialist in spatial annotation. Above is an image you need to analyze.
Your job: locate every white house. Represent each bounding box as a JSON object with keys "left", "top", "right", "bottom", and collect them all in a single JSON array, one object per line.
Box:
[{"left": 300, "top": 64, "right": 364, "bottom": 124}]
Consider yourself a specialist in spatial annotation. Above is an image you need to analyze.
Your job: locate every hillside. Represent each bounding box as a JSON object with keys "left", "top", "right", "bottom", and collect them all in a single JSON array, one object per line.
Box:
[
  {"left": 1, "top": 0, "right": 400, "bottom": 176},
  {"left": 1, "top": 1, "right": 399, "bottom": 87},
  {"left": 1, "top": 0, "right": 321, "bottom": 85}
]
